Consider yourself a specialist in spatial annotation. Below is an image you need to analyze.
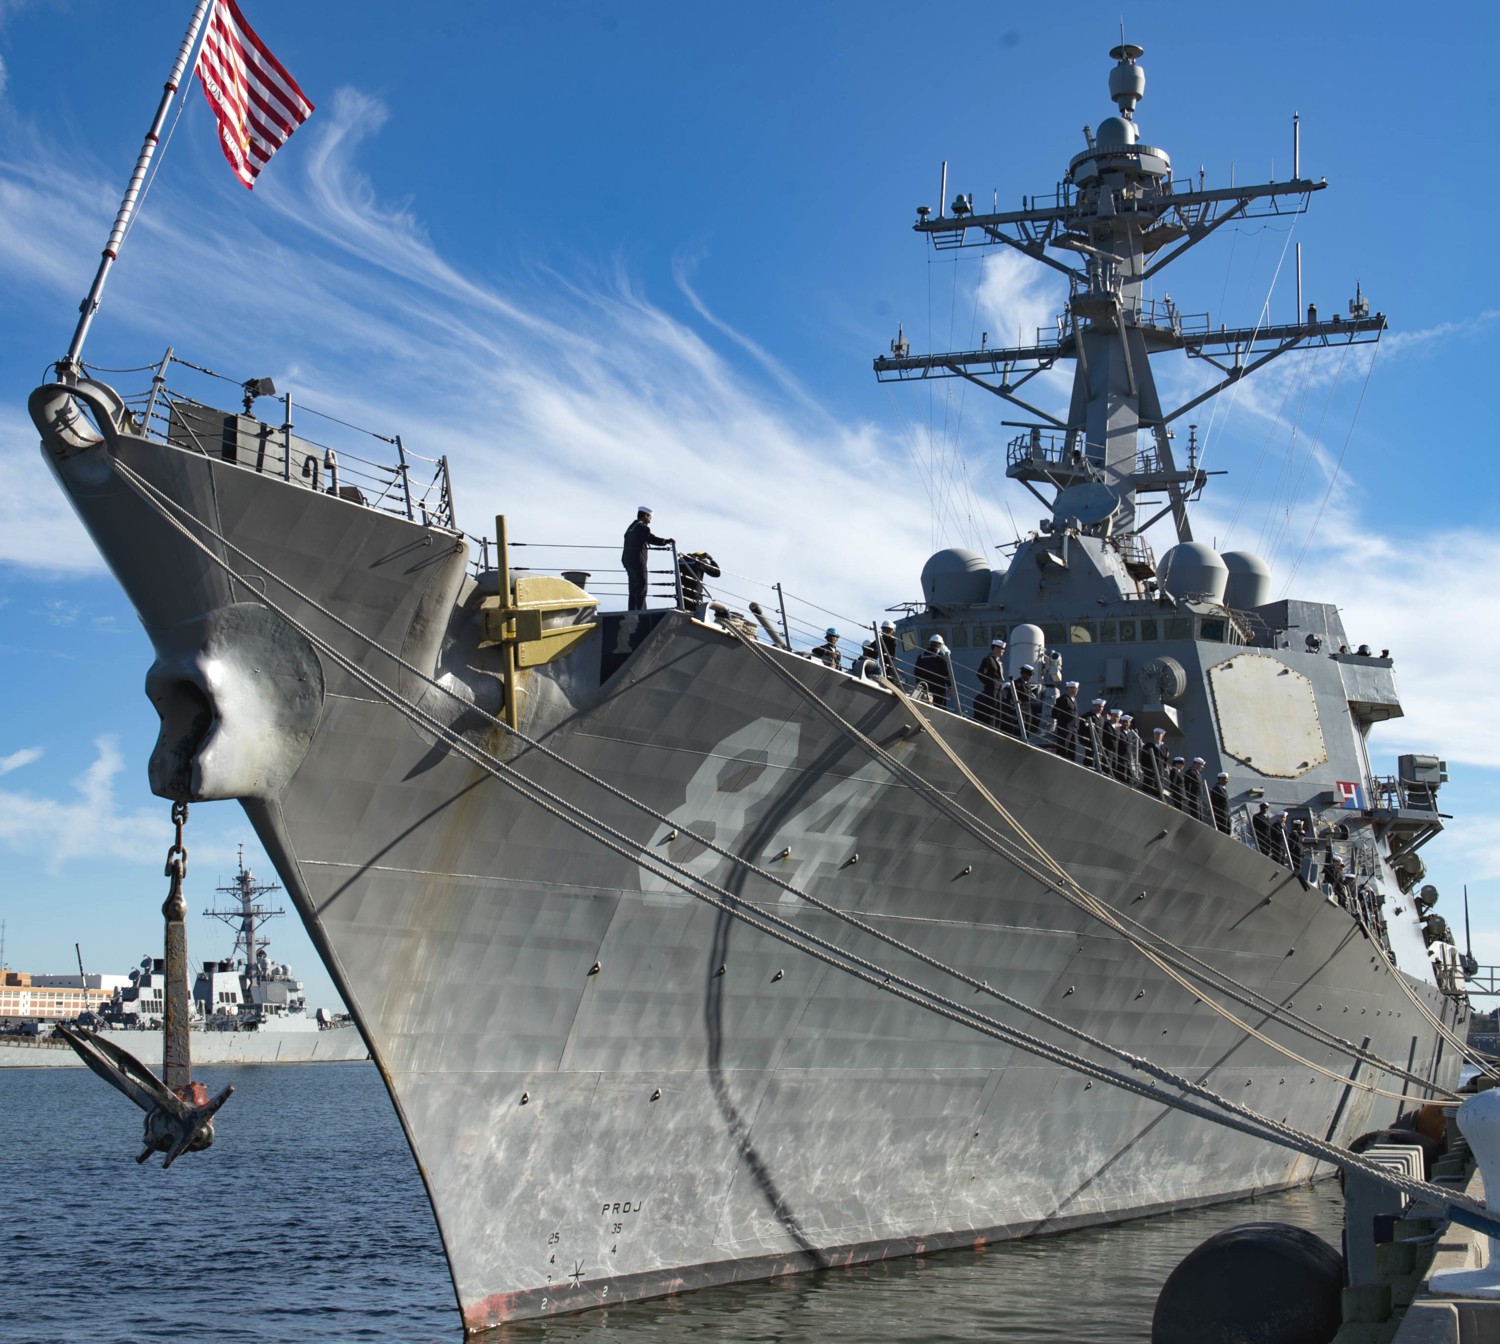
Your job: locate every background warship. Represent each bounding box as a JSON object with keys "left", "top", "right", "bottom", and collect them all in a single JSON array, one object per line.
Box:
[
  {"left": 29, "top": 31, "right": 1475, "bottom": 1333},
  {"left": 0, "top": 850, "right": 365, "bottom": 1067}
]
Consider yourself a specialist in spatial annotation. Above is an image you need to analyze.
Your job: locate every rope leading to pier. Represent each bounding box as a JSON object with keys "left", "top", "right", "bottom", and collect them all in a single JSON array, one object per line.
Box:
[{"left": 104, "top": 453, "right": 1492, "bottom": 1235}]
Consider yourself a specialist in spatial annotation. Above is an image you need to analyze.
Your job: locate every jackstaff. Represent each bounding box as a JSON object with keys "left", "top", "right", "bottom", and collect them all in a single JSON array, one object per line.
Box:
[{"left": 61, "top": 0, "right": 313, "bottom": 372}]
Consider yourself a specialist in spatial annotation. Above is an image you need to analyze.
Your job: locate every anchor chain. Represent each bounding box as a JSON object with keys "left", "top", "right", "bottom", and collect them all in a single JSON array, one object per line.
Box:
[{"left": 161, "top": 800, "right": 191, "bottom": 1091}]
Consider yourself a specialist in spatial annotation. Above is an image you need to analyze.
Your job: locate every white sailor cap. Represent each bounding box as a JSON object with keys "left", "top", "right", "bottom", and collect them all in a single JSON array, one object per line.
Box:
[
  {"left": 1107, "top": 707, "right": 1121, "bottom": 717},
  {"left": 638, "top": 504, "right": 653, "bottom": 514},
  {"left": 1171, "top": 755, "right": 1185, "bottom": 764},
  {"left": 1119, "top": 714, "right": 1132, "bottom": 724},
  {"left": 991, "top": 638, "right": 1005, "bottom": 647},
  {"left": 1152, "top": 727, "right": 1166, "bottom": 737},
  {"left": 1091, "top": 697, "right": 1107, "bottom": 707},
  {"left": 1021, "top": 663, "right": 1034, "bottom": 672},
  {"left": 1191, "top": 757, "right": 1205, "bottom": 766},
  {"left": 1064, "top": 680, "right": 1079, "bottom": 689},
  {"left": 928, "top": 634, "right": 943, "bottom": 646},
  {"left": 1216, "top": 771, "right": 1229, "bottom": 781},
  {"left": 881, "top": 620, "right": 896, "bottom": 631}
]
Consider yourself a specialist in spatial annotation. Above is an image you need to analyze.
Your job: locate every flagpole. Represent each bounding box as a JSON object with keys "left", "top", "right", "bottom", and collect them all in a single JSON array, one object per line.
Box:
[{"left": 60, "top": 0, "right": 215, "bottom": 378}]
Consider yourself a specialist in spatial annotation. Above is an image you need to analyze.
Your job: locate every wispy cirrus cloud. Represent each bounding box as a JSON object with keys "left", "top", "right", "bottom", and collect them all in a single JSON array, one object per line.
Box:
[
  {"left": 0, "top": 745, "right": 41, "bottom": 774},
  {"left": 2, "top": 86, "right": 939, "bottom": 620}
]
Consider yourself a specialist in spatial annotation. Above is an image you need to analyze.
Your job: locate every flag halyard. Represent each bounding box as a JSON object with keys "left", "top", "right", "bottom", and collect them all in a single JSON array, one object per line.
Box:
[{"left": 195, "top": 0, "right": 313, "bottom": 189}]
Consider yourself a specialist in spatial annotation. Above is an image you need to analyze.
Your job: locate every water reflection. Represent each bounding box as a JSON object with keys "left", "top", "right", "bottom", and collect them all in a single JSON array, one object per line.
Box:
[{"left": 492, "top": 1184, "right": 1345, "bottom": 1344}]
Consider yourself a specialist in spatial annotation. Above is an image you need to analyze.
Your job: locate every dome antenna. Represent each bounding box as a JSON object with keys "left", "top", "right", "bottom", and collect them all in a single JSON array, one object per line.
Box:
[{"left": 1107, "top": 38, "right": 1146, "bottom": 120}]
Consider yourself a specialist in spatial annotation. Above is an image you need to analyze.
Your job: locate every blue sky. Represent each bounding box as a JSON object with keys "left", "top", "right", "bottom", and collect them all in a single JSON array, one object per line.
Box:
[{"left": 0, "top": 0, "right": 1496, "bottom": 1015}]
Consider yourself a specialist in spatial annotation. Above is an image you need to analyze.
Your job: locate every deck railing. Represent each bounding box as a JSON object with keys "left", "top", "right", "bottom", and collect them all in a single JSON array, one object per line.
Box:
[{"left": 93, "top": 350, "right": 457, "bottom": 531}]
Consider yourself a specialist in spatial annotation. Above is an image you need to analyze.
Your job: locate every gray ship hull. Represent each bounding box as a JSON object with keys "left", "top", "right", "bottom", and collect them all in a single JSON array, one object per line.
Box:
[
  {"left": 259, "top": 615, "right": 1454, "bottom": 1329},
  {"left": 0, "top": 1024, "right": 367, "bottom": 1068},
  {"left": 35, "top": 391, "right": 1461, "bottom": 1330}
]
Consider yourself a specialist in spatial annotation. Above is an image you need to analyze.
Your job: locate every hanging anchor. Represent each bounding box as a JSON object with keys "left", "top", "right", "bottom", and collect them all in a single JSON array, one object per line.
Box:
[{"left": 58, "top": 802, "right": 233, "bottom": 1166}]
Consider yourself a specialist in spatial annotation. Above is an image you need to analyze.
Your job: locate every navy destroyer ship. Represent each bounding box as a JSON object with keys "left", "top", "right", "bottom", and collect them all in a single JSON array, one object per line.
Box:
[
  {"left": 31, "top": 37, "right": 1471, "bottom": 1332},
  {"left": 0, "top": 851, "right": 365, "bottom": 1067}
]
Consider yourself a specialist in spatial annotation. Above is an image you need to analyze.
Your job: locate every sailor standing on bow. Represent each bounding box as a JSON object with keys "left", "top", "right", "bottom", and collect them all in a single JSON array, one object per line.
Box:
[
  {"left": 676, "top": 549, "right": 720, "bottom": 608},
  {"left": 622, "top": 506, "right": 673, "bottom": 610}
]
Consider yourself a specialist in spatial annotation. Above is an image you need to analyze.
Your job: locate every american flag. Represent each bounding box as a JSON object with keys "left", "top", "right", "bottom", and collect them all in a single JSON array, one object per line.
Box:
[{"left": 195, "top": 0, "right": 314, "bottom": 189}]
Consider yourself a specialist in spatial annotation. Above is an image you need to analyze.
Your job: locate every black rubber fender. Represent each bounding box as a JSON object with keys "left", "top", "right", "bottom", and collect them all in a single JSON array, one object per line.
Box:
[{"left": 1151, "top": 1221, "right": 1342, "bottom": 1344}]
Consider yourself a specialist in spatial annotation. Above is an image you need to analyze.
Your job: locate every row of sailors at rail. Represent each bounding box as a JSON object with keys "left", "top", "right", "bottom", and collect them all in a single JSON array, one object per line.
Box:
[
  {"left": 814, "top": 627, "right": 1395, "bottom": 942},
  {"left": 810, "top": 628, "right": 1238, "bottom": 831}
]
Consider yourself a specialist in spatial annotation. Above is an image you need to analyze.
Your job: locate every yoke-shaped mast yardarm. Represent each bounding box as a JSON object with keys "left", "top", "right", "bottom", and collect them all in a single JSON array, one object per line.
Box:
[{"left": 875, "top": 42, "right": 1385, "bottom": 547}]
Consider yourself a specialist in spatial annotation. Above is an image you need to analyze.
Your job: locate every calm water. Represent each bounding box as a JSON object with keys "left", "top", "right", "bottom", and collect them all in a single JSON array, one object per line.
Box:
[{"left": 1, "top": 1063, "right": 1344, "bottom": 1343}]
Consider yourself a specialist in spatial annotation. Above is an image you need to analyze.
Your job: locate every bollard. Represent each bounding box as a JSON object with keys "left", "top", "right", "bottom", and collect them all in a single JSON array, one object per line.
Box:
[{"left": 1428, "top": 1088, "right": 1500, "bottom": 1298}]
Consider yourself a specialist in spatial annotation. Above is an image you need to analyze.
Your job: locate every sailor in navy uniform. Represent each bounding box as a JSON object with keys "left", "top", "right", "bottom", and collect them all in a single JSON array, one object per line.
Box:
[
  {"left": 1141, "top": 727, "right": 1170, "bottom": 795},
  {"left": 1252, "top": 802, "right": 1275, "bottom": 856},
  {"left": 914, "top": 636, "right": 950, "bottom": 707},
  {"left": 1052, "top": 680, "right": 1080, "bottom": 760},
  {"left": 1001, "top": 664, "right": 1036, "bottom": 738},
  {"left": 1105, "top": 710, "right": 1129, "bottom": 780},
  {"left": 849, "top": 640, "right": 881, "bottom": 679},
  {"left": 810, "top": 627, "right": 842, "bottom": 669},
  {"left": 1209, "top": 772, "right": 1231, "bottom": 834},
  {"left": 677, "top": 549, "right": 720, "bottom": 608},
  {"left": 621, "top": 506, "right": 673, "bottom": 610},
  {"left": 1287, "top": 818, "right": 1306, "bottom": 873},
  {"left": 1183, "top": 757, "right": 1208, "bottom": 821},
  {"left": 878, "top": 620, "right": 903, "bottom": 685},
  {"left": 1167, "top": 756, "right": 1188, "bottom": 810},
  {"left": 1118, "top": 715, "right": 1143, "bottom": 786},
  {"left": 1081, "top": 698, "right": 1107, "bottom": 770},
  {"left": 975, "top": 639, "right": 1006, "bottom": 727}
]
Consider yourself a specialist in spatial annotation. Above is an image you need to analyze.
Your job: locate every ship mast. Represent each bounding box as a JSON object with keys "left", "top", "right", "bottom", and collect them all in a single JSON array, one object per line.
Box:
[
  {"left": 875, "top": 42, "right": 1385, "bottom": 556},
  {"left": 203, "top": 845, "right": 285, "bottom": 989}
]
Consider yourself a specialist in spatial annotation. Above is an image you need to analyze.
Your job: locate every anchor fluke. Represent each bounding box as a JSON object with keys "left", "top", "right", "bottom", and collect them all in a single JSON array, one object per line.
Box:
[{"left": 57, "top": 1024, "right": 233, "bottom": 1167}]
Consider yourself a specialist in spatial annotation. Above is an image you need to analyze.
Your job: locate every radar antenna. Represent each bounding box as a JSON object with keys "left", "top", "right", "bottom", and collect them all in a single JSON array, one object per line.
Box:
[{"left": 202, "top": 845, "right": 286, "bottom": 988}]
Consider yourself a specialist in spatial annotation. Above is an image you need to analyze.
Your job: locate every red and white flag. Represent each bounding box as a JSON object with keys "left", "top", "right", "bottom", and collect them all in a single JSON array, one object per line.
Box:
[{"left": 195, "top": 0, "right": 314, "bottom": 189}]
